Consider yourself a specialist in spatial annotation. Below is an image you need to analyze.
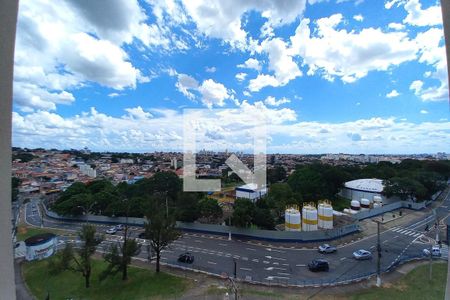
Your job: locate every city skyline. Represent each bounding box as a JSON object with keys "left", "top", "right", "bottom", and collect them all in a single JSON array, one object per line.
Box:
[{"left": 12, "top": 0, "right": 449, "bottom": 154}]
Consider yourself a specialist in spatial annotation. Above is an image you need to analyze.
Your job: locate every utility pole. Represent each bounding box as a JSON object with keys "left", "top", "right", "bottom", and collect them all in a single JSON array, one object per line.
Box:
[
  {"left": 376, "top": 220, "right": 382, "bottom": 287},
  {"left": 228, "top": 215, "right": 232, "bottom": 241}
]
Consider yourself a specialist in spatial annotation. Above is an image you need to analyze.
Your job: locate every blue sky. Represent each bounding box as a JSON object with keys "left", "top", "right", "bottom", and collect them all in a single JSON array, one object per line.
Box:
[{"left": 12, "top": 0, "right": 450, "bottom": 154}]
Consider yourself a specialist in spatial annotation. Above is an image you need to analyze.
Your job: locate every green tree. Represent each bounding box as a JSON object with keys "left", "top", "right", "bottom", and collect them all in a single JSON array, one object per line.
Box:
[
  {"left": 144, "top": 199, "right": 181, "bottom": 272},
  {"left": 197, "top": 198, "right": 223, "bottom": 223},
  {"left": 383, "top": 177, "right": 427, "bottom": 201},
  {"left": 267, "top": 166, "right": 287, "bottom": 184},
  {"left": 231, "top": 198, "right": 254, "bottom": 228},
  {"left": 267, "top": 183, "right": 297, "bottom": 218},
  {"left": 12, "top": 177, "right": 21, "bottom": 202},
  {"left": 252, "top": 208, "right": 275, "bottom": 230},
  {"left": 50, "top": 225, "right": 102, "bottom": 288},
  {"left": 100, "top": 225, "right": 141, "bottom": 281}
]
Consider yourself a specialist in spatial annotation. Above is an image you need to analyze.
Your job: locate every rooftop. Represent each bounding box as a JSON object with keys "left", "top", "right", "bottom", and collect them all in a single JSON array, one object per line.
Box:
[{"left": 344, "top": 178, "right": 384, "bottom": 193}]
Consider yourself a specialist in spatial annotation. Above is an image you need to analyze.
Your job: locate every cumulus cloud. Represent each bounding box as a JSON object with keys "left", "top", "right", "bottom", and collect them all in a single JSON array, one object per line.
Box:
[
  {"left": 237, "top": 58, "right": 262, "bottom": 72},
  {"left": 402, "top": 0, "right": 442, "bottom": 27},
  {"left": 353, "top": 14, "right": 364, "bottom": 22},
  {"left": 420, "top": 109, "right": 428, "bottom": 114},
  {"left": 175, "top": 74, "right": 199, "bottom": 100},
  {"left": 14, "top": 0, "right": 153, "bottom": 111},
  {"left": 124, "top": 106, "right": 153, "bottom": 120},
  {"left": 235, "top": 73, "right": 248, "bottom": 82},
  {"left": 13, "top": 109, "right": 450, "bottom": 154},
  {"left": 205, "top": 66, "right": 217, "bottom": 73},
  {"left": 178, "top": 0, "right": 307, "bottom": 48},
  {"left": 290, "top": 14, "right": 418, "bottom": 83},
  {"left": 264, "top": 96, "right": 291, "bottom": 107},
  {"left": 386, "top": 89, "right": 400, "bottom": 98},
  {"left": 198, "top": 79, "right": 231, "bottom": 108}
]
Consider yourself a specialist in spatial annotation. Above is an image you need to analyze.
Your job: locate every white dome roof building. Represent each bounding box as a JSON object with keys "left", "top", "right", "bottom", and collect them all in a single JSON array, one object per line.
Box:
[{"left": 340, "top": 178, "right": 389, "bottom": 203}]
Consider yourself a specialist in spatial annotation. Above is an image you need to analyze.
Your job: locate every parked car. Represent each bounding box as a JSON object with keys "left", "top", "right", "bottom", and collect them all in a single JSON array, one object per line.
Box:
[
  {"left": 106, "top": 227, "right": 117, "bottom": 234},
  {"left": 353, "top": 249, "right": 372, "bottom": 260},
  {"left": 138, "top": 232, "right": 146, "bottom": 239},
  {"left": 318, "top": 244, "right": 337, "bottom": 254},
  {"left": 178, "top": 252, "right": 194, "bottom": 264},
  {"left": 423, "top": 245, "right": 441, "bottom": 257},
  {"left": 115, "top": 224, "right": 124, "bottom": 231},
  {"left": 308, "top": 259, "right": 329, "bottom": 272}
]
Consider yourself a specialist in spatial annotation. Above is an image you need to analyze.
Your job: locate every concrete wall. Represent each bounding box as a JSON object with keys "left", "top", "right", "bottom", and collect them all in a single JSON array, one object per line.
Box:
[
  {"left": 353, "top": 200, "right": 427, "bottom": 220},
  {"left": 43, "top": 203, "right": 359, "bottom": 242}
]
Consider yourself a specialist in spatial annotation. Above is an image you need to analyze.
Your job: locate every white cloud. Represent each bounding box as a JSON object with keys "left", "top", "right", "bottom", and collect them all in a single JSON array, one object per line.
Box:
[
  {"left": 13, "top": 110, "right": 450, "bottom": 154},
  {"left": 198, "top": 79, "right": 231, "bottom": 108},
  {"left": 411, "top": 28, "right": 448, "bottom": 102},
  {"left": 420, "top": 109, "right": 428, "bottom": 114},
  {"left": 388, "top": 22, "right": 405, "bottom": 30},
  {"left": 205, "top": 66, "right": 217, "bottom": 73},
  {"left": 14, "top": 0, "right": 152, "bottom": 111},
  {"left": 248, "top": 38, "right": 302, "bottom": 92},
  {"left": 237, "top": 58, "right": 262, "bottom": 72},
  {"left": 175, "top": 73, "right": 199, "bottom": 100},
  {"left": 353, "top": 14, "right": 364, "bottom": 22},
  {"left": 124, "top": 106, "right": 153, "bottom": 120},
  {"left": 108, "top": 93, "right": 122, "bottom": 98},
  {"left": 264, "top": 96, "right": 291, "bottom": 107},
  {"left": 290, "top": 14, "right": 418, "bottom": 83},
  {"left": 386, "top": 89, "right": 400, "bottom": 98},
  {"left": 403, "top": 0, "right": 442, "bottom": 27},
  {"left": 178, "top": 0, "right": 307, "bottom": 48},
  {"left": 235, "top": 72, "right": 248, "bottom": 82}
]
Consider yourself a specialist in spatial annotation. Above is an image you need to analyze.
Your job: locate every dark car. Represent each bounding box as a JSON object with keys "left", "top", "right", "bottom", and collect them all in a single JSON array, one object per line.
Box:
[
  {"left": 308, "top": 259, "right": 329, "bottom": 272},
  {"left": 178, "top": 252, "right": 194, "bottom": 264},
  {"left": 138, "top": 232, "right": 146, "bottom": 239}
]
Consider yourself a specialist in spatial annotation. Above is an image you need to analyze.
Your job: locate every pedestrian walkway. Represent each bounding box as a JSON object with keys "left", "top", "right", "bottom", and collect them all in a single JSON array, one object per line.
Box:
[{"left": 390, "top": 226, "right": 422, "bottom": 238}]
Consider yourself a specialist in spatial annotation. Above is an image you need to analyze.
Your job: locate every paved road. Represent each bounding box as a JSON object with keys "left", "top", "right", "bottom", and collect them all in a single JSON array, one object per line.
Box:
[{"left": 23, "top": 191, "right": 450, "bottom": 286}]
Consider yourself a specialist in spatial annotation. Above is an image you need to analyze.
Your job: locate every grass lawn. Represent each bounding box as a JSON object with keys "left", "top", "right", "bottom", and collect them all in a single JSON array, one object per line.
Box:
[
  {"left": 352, "top": 262, "right": 447, "bottom": 300},
  {"left": 23, "top": 258, "right": 191, "bottom": 299},
  {"left": 16, "top": 225, "right": 71, "bottom": 241}
]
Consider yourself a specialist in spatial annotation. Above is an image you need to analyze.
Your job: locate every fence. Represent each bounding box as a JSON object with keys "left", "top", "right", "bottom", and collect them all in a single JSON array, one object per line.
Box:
[
  {"left": 354, "top": 200, "right": 428, "bottom": 221},
  {"left": 42, "top": 203, "right": 359, "bottom": 242}
]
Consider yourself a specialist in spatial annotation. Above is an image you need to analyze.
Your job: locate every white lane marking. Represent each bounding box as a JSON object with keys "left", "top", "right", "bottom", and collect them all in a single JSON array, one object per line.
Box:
[
  {"left": 382, "top": 240, "right": 389, "bottom": 244},
  {"left": 240, "top": 267, "right": 252, "bottom": 271},
  {"left": 207, "top": 261, "right": 217, "bottom": 265},
  {"left": 265, "top": 266, "right": 287, "bottom": 271},
  {"left": 265, "top": 276, "right": 289, "bottom": 280},
  {"left": 194, "top": 240, "right": 203, "bottom": 243},
  {"left": 263, "top": 261, "right": 270, "bottom": 264},
  {"left": 266, "top": 248, "right": 285, "bottom": 253},
  {"left": 394, "top": 235, "right": 399, "bottom": 239},
  {"left": 246, "top": 248, "right": 256, "bottom": 251},
  {"left": 340, "top": 257, "right": 346, "bottom": 261},
  {"left": 282, "top": 263, "right": 289, "bottom": 266},
  {"left": 233, "top": 255, "right": 240, "bottom": 259},
  {"left": 278, "top": 272, "right": 291, "bottom": 276},
  {"left": 252, "top": 259, "right": 259, "bottom": 263},
  {"left": 242, "top": 257, "right": 248, "bottom": 261},
  {"left": 272, "top": 262, "right": 279, "bottom": 265},
  {"left": 265, "top": 255, "right": 286, "bottom": 261},
  {"left": 219, "top": 243, "right": 228, "bottom": 246},
  {"left": 370, "top": 246, "right": 375, "bottom": 249},
  {"left": 296, "top": 264, "right": 307, "bottom": 267}
]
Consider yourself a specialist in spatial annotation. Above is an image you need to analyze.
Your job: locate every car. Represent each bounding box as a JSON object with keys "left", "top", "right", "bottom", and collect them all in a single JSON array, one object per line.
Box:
[
  {"left": 138, "top": 232, "right": 146, "bottom": 239},
  {"left": 353, "top": 249, "right": 372, "bottom": 260},
  {"left": 115, "top": 224, "right": 124, "bottom": 231},
  {"left": 308, "top": 259, "right": 329, "bottom": 272},
  {"left": 423, "top": 245, "right": 441, "bottom": 257},
  {"left": 106, "top": 227, "right": 117, "bottom": 234},
  {"left": 178, "top": 252, "right": 194, "bottom": 264},
  {"left": 318, "top": 244, "right": 337, "bottom": 254}
]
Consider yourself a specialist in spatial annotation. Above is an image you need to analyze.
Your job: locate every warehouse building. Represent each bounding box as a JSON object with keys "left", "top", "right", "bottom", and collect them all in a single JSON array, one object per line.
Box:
[{"left": 235, "top": 183, "right": 267, "bottom": 202}]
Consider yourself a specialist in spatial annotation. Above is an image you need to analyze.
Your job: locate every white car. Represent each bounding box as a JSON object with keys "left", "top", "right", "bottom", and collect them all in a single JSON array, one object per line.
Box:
[
  {"left": 106, "top": 227, "right": 117, "bottom": 234},
  {"left": 353, "top": 249, "right": 372, "bottom": 260},
  {"left": 115, "top": 224, "right": 124, "bottom": 231},
  {"left": 423, "top": 245, "right": 441, "bottom": 257}
]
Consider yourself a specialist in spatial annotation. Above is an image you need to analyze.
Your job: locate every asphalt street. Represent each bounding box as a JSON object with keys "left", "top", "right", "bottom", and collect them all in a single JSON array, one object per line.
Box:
[{"left": 23, "top": 191, "right": 450, "bottom": 286}]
